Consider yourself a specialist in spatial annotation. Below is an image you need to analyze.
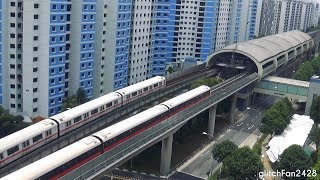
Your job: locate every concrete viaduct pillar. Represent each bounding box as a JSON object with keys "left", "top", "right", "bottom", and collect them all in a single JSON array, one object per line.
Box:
[
  {"left": 160, "top": 134, "right": 173, "bottom": 175},
  {"left": 208, "top": 104, "right": 217, "bottom": 136},
  {"left": 229, "top": 93, "right": 237, "bottom": 124}
]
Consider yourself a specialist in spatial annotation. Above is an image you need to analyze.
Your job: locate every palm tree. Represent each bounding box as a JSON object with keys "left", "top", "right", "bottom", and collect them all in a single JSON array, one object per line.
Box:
[{"left": 308, "top": 125, "right": 320, "bottom": 151}]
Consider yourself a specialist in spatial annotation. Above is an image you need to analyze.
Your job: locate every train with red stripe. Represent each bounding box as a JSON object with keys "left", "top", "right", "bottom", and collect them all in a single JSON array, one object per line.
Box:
[
  {"left": 2, "top": 85, "right": 211, "bottom": 180},
  {"left": 0, "top": 76, "right": 166, "bottom": 167}
]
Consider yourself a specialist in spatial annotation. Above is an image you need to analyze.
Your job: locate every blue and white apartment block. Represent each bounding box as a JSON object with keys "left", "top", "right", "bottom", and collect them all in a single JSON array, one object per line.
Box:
[{"left": 0, "top": 0, "right": 263, "bottom": 118}]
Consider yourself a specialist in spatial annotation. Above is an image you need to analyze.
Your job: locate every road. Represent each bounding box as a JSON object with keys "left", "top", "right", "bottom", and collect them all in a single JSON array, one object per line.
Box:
[{"left": 178, "top": 95, "right": 278, "bottom": 179}]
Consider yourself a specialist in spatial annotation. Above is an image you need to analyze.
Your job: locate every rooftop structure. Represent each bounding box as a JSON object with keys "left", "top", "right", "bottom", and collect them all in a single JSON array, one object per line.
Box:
[{"left": 206, "top": 30, "right": 313, "bottom": 78}]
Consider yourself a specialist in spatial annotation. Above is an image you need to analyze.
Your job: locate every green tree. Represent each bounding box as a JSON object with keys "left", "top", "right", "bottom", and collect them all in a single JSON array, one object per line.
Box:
[
  {"left": 294, "top": 56, "right": 320, "bottom": 81},
  {"left": 166, "top": 67, "right": 174, "bottom": 74},
  {"left": 224, "top": 146, "right": 263, "bottom": 179},
  {"left": 211, "top": 140, "right": 238, "bottom": 163},
  {"left": 277, "top": 145, "right": 311, "bottom": 179},
  {"left": 61, "top": 95, "right": 78, "bottom": 111},
  {"left": 260, "top": 108, "right": 285, "bottom": 135},
  {"left": 310, "top": 96, "right": 320, "bottom": 125},
  {"left": 76, "top": 88, "right": 87, "bottom": 104},
  {"left": 0, "top": 107, "right": 29, "bottom": 138},
  {"left": 307, "top": 151, "right": 320, "bottom": 179},
  {"left": 308, "top": 125, "right": 320, "bottom": 151},
  {"left": 61, "top": 88, "right": 88, "bottom": 111},
  {"left": 260, "top": 98, "right": 293, "bottom": 135},
  {"left": 191, "top": 77, "right": 223, "bottom": 89}
]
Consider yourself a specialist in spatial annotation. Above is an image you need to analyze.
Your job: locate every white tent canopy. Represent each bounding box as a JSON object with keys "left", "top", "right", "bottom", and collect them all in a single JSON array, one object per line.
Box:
[{"left": 266, "top": 114, "right": 314, "bottom": 163}]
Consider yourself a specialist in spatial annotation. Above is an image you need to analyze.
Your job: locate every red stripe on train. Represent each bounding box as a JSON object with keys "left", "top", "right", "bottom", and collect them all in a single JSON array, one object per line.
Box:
[{"left": 53, "top": 92, "right": 209, "bottom": 179}]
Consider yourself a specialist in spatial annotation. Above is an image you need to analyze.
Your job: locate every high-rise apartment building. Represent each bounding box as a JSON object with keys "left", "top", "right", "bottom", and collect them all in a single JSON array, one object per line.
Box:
[
  {"left": 69, "top": 0, "right": 96, "bottom": 99},
  {"left": 0, "top": 0, "right": 2, "bottom": 105},
  {"left": 214, "top": 0, "right": 262, "bottom": 51},
  {"left": 92, "top": 0, "right": 131, "bottom": 97},
  {"left": 259, "top": 0, "right": 319, "bottom": 36},
  {"left": 1, "top": 0, "right": 97, "bottom": 117},
  {"left": 0, "top": 0, "right": 271, "bottom": 118}
]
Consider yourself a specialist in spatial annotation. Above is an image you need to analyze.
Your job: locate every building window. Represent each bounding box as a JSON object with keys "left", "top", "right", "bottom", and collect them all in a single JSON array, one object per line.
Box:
[{"left": 34, "top": 4, "right": 39, "bottom": 8}]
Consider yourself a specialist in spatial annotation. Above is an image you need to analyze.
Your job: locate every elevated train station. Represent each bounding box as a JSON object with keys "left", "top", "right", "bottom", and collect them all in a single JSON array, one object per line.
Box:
[
  {"left": 2, "top": 30, "right": 320, "bottom": 180},
  {"left": 206, "top": 30, "right": 314, "bottom": 79},
  {"left": 205, "top": 30, "right": 315, "bottom": 110}
]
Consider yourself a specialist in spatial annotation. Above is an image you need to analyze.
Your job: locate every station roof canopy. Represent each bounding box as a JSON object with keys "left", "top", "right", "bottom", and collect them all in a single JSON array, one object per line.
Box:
[{"left": 216, "top": 30, "right": 312, "bottom": 63}]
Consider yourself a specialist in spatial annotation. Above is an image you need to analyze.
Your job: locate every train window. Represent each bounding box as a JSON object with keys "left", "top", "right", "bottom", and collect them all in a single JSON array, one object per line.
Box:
[
  {"left": 7, "top": 145, "right": 19, "bottom": 156},
  {"left": 84, "top": 112, "right": 89, "bottom": 118},
  {"left": 74, "top": 116, "right": 82, "bottom": 123},
  {"left": 23, "top": 140, "right": 30, "bottom": 148},
  {"left": 45, "top": 129, "right": 52, "bottom": 137},
  {"left": 100, "top": 106, "right": 105, "bottom": 111},
  {"left": 33, "top": 134, "right": 43, "bottom": 143},
  {"left": 0, "top": 153, "right": 3, "bottom": 160},
  {"left": 143, "top": 87, "right": 148, "bottom": 91},
  {"left": 132, "top": 91, "right": 137, "bottom": 97},
  {"left": 149, "top": 86, "right": 153, "bottom": 89},
  {"left": 127, "top": 95, "right": 130, "bottom": 99},
  {"left": 91, "top": 108, "right": 98, "bottom": 115},
  {"left": 154, "top": 84, "right": 158, "bottom": 88},
  {"left": 114, "top": 100, "right": 118, "bottom": 104},
  {"left": 138, "top": 90, "right": 142, "bottom": 94},
  {"left": 66, "top": 121, "right": 71, "bottom": 127},
  {"left": 106, "top": 102, "right": 112, "bottom": 108}
]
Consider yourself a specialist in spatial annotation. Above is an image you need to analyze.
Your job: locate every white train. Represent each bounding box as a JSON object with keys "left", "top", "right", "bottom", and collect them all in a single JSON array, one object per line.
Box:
[
  {"left": 0, "top": 76, "right": 166, "bottom": 167},
  {"left": 2, "top": 86, "right": 211, "bottom": 180}
]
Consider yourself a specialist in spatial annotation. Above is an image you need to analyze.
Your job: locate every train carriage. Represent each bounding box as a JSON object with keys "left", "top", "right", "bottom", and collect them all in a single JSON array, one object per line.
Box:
[
  {"left": 0, "top": 76, "right": 167, "bottom": 168},
  {"left": 51, "top": 92, "right": 122, "bottom": 136},
  {"left": 161, "top": 85, "right": 211, "bottom": 113},
  {"left": 93, "top": 105, "right": 169, "bottom": 151},
  {"left": 116, "top": 76, "right": 166, "bottom": 105},
  {"left": 2, "top": 85, "right": 212, "bottom": 179},
  {"left": 1, "top": 136, "right": 101, "bottom": 180},
  {"left": 0, "top": 119, "right": 58, "bottom": 167}
]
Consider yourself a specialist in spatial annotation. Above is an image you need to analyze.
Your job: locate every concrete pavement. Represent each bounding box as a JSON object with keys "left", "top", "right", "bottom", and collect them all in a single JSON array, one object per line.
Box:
[
  {"left": 178, "top": 96, "right": 278, "bottom": 179},
  {"left": 178, "top": 109, "right": 262, "bottom": 179}
]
